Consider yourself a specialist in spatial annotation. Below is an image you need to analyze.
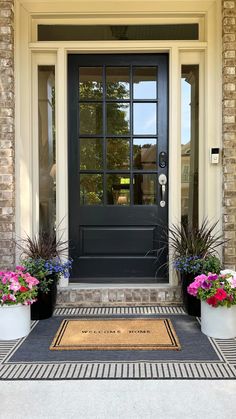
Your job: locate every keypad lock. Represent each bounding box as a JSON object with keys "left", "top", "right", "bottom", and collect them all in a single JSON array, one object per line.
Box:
[{"left": 158, "top": 174, "right": 167, "bottom": 207}]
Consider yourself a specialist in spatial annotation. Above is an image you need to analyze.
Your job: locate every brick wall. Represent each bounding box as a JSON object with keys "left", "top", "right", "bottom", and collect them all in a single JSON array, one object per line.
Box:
[
  {"left": 0, "top": 0, "right": 14, "bottom": 269},
  {"left": 222, "top": 1, "right": 236, "bottom": 270}
]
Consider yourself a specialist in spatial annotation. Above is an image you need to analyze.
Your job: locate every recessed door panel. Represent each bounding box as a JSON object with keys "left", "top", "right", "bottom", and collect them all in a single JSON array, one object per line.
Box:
[{"left": 80, "top": 227, "right": 155, "bottom": 255}]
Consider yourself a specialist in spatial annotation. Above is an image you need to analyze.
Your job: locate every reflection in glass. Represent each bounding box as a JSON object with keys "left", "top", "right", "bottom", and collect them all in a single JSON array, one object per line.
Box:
[
  {"left": 80, "top": 138, "right": 103, "bottom": 170},
  {"left": 107, "top": 139, "right": 130, "bottom": 170},
  {"left": 38, "top": 65, "right": 56, "bottom": 231},
  {"left": 79, "top": 67, "right": 103, "bottom": 99},
  {"left": 79, "top": 103, "right": 103, "bottom": 135},
  {"left": 106, "top": 67, "right": 129, "bottom": 99},
  {"left": 133, "top": 139, "right": 156, "bottom": 170},
  {"left": 39, "top": 24, "right": 199, "bottom": 42},
  {"left": 107, "top": 175, "right": 130, "bottom": 205},
  {"left": 133, "top": 174, "right": 156, "bottom": 205},
  {"left": 181, "top": 65, "right": 199, "bottom": 227},
  {"left": 133, "top": 103, "right": 156, "bottom": 135},
  {"left": 80, "top": 174, "right": 103, "bottom": 205},
  {"left": 107, "top": 103, "right": 130, "bottom": 135},
  {"left": 133, "top": 67, "right": 157, "bottom": 99}
]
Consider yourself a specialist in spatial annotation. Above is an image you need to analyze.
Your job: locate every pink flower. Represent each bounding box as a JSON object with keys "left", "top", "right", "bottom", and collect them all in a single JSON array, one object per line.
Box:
[
  {"left": 231, "top": 279, "right": 236, "bottom": 288},
  {"left": 1, "top": 275, "right": 8, "bottom": 284},
  {"left": 187, "top": 274, "right": 208, "bottom": 296},
  {"left": 2, "top": 294, "right": 16, "bottom": 302},
  {"left": 194, "top": 274, "right": 208, "bottom": 282},
  {"left": 25, "top": 276, "right": 39, "bottom": 289},
  {"left": 227, "top": 276, "right": 236, "bottom": 289},
  {"left": 16, "top": 266, "right": 25, "bottom": 272},
  {"left": 9, "top": 281, "right": 21, "bottom": 292}
]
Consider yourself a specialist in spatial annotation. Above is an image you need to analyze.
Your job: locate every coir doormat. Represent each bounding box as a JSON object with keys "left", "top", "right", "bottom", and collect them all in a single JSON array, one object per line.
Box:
[{"left": 50, "top": 318, "right": 181, "bottom": 351}]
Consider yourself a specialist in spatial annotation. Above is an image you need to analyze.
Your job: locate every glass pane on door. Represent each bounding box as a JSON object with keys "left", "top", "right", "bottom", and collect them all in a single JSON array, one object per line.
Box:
[
  {"left": 107, "top": 139, "right": 130, "bottom": 170},
  {"left": 80, "top": 174, "right": 103, "bottom": 205},
  {"left": 106, "top": 67, "right": 130, "bottom": 99},
  {"left": 133, "top": 67, "right": 157, "bottom": 99},
  {"left": 133, "top": 138, "right": 157, "bottom": 170},
  {"left": 133, "top": 174, "right": 156, "bottom": 205},
  {"left": 107, "top": 175, "right": 130, "bottom": 205},
  {"left": 79, "top": 67, "right": 103, "bottom": 99},
  {"left": 133, "top": 103, "right": 156, "bottom": 135}
]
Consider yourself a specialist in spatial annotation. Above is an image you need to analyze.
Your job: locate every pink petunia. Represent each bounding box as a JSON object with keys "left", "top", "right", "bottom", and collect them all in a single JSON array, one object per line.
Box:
[
  {"left": 9, "top": 282, "right": 21, "bottom": 292},
  {"left": 2, "top": 294, "right": 16, "bottom": 302},
  {"left": 16, "top": 266, "right": 26, "bottom": 272},
  {"left": 25, "top": 276, "right": 39, "bottom": 289},
  {"left": 187, "top": 274, "right": 209, "bottom": 296},
  {"left": 194, "top": 274, "right": 208, "bottom": 282}
]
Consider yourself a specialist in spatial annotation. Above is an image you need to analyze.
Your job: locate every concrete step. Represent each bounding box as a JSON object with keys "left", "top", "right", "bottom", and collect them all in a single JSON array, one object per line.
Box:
[{"left": 57, "top": 284, "right": 182, "bottom": 307}]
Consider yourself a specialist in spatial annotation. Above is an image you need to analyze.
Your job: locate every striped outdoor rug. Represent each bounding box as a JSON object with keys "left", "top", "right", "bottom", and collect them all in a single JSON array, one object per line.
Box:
[{"left": 0, "top": 306, "right": 236, "bottom": 380}]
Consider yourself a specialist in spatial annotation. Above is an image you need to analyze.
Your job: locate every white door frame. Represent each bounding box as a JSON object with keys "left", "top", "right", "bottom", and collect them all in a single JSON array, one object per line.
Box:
[{"left": 15, "top": 0, "right": 222, "bottom": 286}]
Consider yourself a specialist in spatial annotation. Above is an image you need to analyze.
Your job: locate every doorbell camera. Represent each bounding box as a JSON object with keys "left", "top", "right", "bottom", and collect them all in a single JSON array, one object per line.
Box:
[{"left": 210, "top": 148, "right": 220, "bottom": 164}]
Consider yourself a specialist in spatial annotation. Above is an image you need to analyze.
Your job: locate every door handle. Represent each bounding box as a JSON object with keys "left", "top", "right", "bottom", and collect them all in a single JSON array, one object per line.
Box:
[{"left": 158, "top": 174, "right": 167, "bottom": 207}]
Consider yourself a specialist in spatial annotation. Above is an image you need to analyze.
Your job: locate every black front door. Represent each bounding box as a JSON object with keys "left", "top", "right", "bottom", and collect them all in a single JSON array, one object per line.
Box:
[{"left": 68, "top": 54, "right": 168, "bottom": 282}]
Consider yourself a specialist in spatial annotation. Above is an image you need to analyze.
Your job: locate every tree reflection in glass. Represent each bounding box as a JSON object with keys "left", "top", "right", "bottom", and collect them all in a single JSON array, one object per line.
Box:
[
  {"left": 80, "top": 174, "right": 103, "bottom": 205},
  {"left": 80, "top": 138, "right": 103, "bottom": 170},
  {"left": 107, "top": 139, "right": 130, "bottom": 170},
  {"left": 79, "top": 103, "right": 103, "bottom": 135},
  {"left": 79, "top": 67, "right": 103, "bottom": 99},
  {"left": 106, "top": 67, "right": 129, "bottom": 99},
  {"left": 107, "top": 103, "right": 130, "bottom": 135}
]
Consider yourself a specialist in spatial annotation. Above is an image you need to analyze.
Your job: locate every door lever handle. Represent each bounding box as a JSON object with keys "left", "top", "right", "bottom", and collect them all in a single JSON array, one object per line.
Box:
[
  {"left": 158, "top": 174, "right": 167, "bottom": 208},
  {"left": 161, "top": 183, "right": 166, "bottom": 202}
]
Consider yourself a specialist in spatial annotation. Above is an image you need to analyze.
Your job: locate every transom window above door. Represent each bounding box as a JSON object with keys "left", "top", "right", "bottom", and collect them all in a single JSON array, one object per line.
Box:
[{"left": 78, "top": 65, "right": 160, "bottom": 206}]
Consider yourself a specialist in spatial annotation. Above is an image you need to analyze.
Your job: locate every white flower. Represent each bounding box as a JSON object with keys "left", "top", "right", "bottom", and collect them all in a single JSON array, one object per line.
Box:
[
  {"left": 220, "top": 269, "right": 236, "bottom": 277},
  {"left": 220, "top": 269, "right": 236, "bottom": 288}
]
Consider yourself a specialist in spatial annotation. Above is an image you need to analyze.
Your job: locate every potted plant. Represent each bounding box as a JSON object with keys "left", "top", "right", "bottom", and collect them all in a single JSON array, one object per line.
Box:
[
  {"left": 17, "top": 230, "right": 72, "bottom": 320},
  {"left": 173, "top": 254, "right": 221, "bottom": 316},
  {"left": 167, "top": 219, "right": 225, "bottom": 316},
  {"left": 0, "top": 266, "right": 39, "bottom": 340},
  {"left": 187, "top": 270, "right": 236, "bottom": 338}
]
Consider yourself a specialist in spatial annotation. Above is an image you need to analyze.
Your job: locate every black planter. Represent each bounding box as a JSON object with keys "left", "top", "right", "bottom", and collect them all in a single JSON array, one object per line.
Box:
[
  {"left": 181, "top": 273, "right": 201, "bottom": 317},
  {"left": 31, "top": 279, "right": 57, "bottom": 320}
]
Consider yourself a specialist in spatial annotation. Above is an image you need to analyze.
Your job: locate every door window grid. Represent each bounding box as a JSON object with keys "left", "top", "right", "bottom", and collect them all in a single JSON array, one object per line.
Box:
[{"left": 78, "top": 65, "right": 159, "bottom": 205}]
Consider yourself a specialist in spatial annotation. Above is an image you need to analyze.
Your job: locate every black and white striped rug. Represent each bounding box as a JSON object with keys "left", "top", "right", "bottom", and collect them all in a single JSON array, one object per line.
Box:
[{"left": 0, "top": 306, "right": 236, "bottom": 380}]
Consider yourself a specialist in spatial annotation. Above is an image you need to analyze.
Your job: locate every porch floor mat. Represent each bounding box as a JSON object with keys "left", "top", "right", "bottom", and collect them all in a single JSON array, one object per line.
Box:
[
  {"left": 1, "top": 306, "right": 236, "bottom": 380},
  {"left": 50, "top": 318, "right": 181, "bottom": 351}
]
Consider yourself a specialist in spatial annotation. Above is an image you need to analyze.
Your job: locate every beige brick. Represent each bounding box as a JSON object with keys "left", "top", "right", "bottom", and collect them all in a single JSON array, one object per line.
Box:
[
  {"left": 224, "top": 66, "right": 236, "bottom": 74},
  {"left": 224, "top": 99, "right": 236, "bottom": 107},
  {"left": 0, "top": 0, "right": 14, "bottom": 269},
  {"left": 224, "top": 34, "right": 236, "bottom": 42},
  {"left": 224, "top": 51, "right": 236, "bottom": 58},
  {"left": 224, "top": 82, "right": 236, "bottom": 91},
  {"left": 224, "top": 1, "right": 235, "bottom": 8},
  {"left": 224, "top": 115, "right": 236, "bottom": 123},
  {"left": 224, "top": 17, "right": 236, "bottom": 24}
]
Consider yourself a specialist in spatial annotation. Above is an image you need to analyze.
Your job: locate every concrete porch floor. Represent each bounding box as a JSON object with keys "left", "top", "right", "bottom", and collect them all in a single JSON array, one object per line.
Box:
[
  {"left": 1, "top": 380, "right": 236, "bottom": 419},
  {"left": 1, "top": 304, "right": 236, "bottom": 418}
]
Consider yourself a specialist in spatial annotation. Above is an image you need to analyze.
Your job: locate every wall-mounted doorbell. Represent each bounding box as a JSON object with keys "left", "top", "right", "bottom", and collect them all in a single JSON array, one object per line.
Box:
[{"left": 210, "top": 148, "right": 220, "bottom": 164}]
